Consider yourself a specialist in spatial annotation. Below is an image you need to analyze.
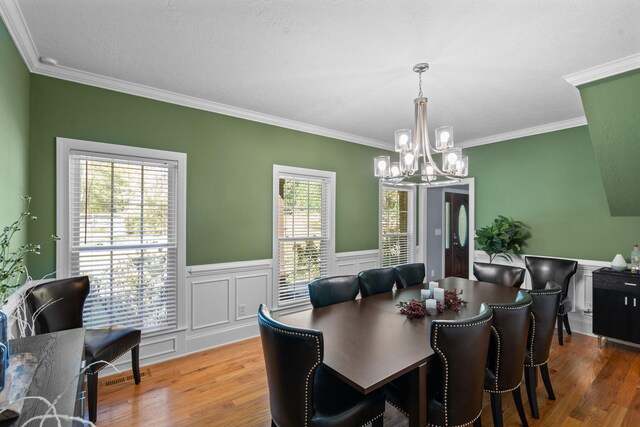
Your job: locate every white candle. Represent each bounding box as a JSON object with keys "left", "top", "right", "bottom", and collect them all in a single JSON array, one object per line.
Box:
[
  {"left": 429, "top": 281, "right": 439, "bottom": 293},
  {"left": 425, "top": 299, "right": 438, "bottom": 315},
  {"left": 420, "top": 289, "right": 431, "bottom": 300},
  {"left": 434, "top": 288, "right": 445, "bottom": 304}
]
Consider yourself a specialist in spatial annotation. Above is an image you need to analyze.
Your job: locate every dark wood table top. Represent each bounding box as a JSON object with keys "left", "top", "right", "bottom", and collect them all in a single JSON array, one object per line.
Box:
[
  {"left": 1, "top": 328, "right": 85, "bottom": 427},
  {"left": 278, "top": 277, "right": 520, "bottom": 394}
]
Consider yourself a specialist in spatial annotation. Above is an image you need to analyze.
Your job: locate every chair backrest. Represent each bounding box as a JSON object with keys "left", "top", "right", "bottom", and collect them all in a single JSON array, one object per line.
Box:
[
  {"left": 308, "top": 275, "right": 359, "bottom": 309},
  {"left": 473, "top": 262, "right": 526, "bottom": 288},
  {"left": 525, "top": 282, "right": 562, "bottom": 366},
  {"left": 393, "top": 263, "right": 426, "bottom": 289},
  {"left": 431, "top": 303, "right": 493, "bottom": 426},
  {"left": 358, "top": 267, "right": 395, "bottom": 297},
  {"left": 486, "top": 291, "right": 532, "bottom": 392},
  {"left": 525, "top": 256, "right": 578, "bottom": 297},
  {"left": 258, "top": 304, "right": 323, "bottom": 426},
  {"left": 26, "top": 276, "right": 90, "bottom": 334}
]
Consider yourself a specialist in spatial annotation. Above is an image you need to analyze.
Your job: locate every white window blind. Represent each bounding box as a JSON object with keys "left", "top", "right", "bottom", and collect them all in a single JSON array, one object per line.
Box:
[
  {"left": 276, "top": 173, "right": 331, "bottom": 305},
  {"left": 381, "top": 187, "right": 415, "bottom": 267},
  {"left": 69, "top": 152, "right": 178, "bottom": 331}
]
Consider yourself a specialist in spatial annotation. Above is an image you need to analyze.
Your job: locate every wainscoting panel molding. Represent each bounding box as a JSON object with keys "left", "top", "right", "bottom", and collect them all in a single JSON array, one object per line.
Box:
[
  {"left": 334, "top": 250, "right": 380, "bottom": 275},
  {"left": 473, "top": 250, "right": 608, "bottom": 336},
  {"left": 191, "top": 277, "right": 231, "bottom": 330}
]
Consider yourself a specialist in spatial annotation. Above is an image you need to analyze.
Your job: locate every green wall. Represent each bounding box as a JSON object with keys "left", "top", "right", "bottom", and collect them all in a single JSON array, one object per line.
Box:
[
  {"left": 468, "top": 125, "right": 640, "bottom": 262},
  {"left": 579, "top": 69, "right": 640, "bottom": 216},
  {"left": 0, "top": 18, "right": 30, "bottom": 245},
  {"left": 28, "top": 75, "right": 391, "bottom": 278}
]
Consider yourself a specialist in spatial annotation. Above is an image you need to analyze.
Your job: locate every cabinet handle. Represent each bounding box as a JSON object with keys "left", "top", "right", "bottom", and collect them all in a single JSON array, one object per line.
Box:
[
  {"left": 624, "top": 282, "right": 637, "bottom": 287},
  {"left": 635, "top": 298, "right": 637, "bottom": 307},
  {"left": 625, "top": 296, "right": 628, "bottom": 306}
]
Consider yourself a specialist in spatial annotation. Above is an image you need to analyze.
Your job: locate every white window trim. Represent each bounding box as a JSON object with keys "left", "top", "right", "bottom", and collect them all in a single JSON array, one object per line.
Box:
[
  {"left": 56, "top": 137, "right": 187, "bottom": 332},
  {"left": 272, "top": 164, "right": 336, "bottom": 310},
  {"left": 379, "top": 183, "right": 416, "bottom": 267}
]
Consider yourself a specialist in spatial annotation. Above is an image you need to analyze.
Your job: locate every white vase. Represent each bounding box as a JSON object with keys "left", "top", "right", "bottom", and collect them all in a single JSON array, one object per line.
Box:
[{"left": 611, "top": 254, "right": 627, "bottom": 271}]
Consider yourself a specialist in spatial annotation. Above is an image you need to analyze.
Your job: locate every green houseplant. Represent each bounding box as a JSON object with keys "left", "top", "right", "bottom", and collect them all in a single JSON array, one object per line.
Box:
[{"left": 475, "top": 215, "right": 530, "bottom": 263}]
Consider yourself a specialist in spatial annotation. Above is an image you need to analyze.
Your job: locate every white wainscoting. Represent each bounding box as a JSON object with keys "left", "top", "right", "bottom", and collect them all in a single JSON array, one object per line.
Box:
[
  {"left": 473, "top": 251, "right": 609, "bottom": 336},
  {"left": 102, "top": 250, "right": 380, "bottom": 376},
  {"left": 334, "top": 250, "right": 380, "bottom": 275}
]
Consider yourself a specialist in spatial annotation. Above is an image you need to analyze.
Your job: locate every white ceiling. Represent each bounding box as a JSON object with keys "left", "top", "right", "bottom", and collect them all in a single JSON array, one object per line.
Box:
[{"left": 9, "top": 0, "right": 640, "bottom": 147}]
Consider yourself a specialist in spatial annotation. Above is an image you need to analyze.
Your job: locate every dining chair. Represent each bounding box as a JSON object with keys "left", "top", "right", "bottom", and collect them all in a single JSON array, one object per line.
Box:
[
  {"left": 384, "top": 304, "right": 494, "bottom": 427},
  {"left": 473, "top": 262, "right": 526, "bottom": 288},
  {"left": 523, "top": 282, "right": 563, "bottom": 419},
  {"left": 358, "top": 267, "right": 395, "bottom": 297},
  {"left": 258, "top": 304, "right": 385, "bottom": 427},
  {"left": 27, "top": 276, "right": 142, "bottom": 423},
  {"left": 308, "top": 275, "right": 360, "bottom": 308},
  {"left": 393, "top": 263, "right": 426, "bottom": 289},
  {"left": 484, "top": 290, "right": 533, "bottom": 427},
  {"left": 524, "top": 256, "right": 578, "bottom": 345}
]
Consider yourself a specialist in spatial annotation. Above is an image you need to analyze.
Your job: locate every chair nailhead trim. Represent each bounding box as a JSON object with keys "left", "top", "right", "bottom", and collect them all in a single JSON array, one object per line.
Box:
[
  {"left": 85, "top": 343, "right": 140, "bottom": 375},
  {"left": 433, "top": 315, "right": 493, "bottom": 427},
  {"left": 386, "top": 400, "right": 409, "bottom": 417},
  {"left": 491, "top": 326, "right": 501, "bottom": 392},
  {"left": 260, "top": 321, "right": 320, "bottom": 426},
  {"left": 361, "top": 412, "right": 384, "bottom": 426},
  {"left": 484, "top": 381, "right": 523, "bottom": 394},
  {"left": 427, "top": 408, "right": 482, "bottom": 427},
  {"left": 525, "top": 312, "right": 536, "bottom": 368}
]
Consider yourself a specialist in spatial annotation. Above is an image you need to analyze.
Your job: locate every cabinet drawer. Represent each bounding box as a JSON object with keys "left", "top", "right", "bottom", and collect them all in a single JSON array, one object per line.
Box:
[{"left": 593, "top": 271, "right": 640, "bottom": 293}]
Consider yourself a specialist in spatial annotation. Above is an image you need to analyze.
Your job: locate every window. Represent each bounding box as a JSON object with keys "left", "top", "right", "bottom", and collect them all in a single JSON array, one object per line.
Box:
[
  {"left": 273, "top": 165, "right": 335, "bottom": 307},
  {"left": 380, "top": 186, "right": 415, "bottom": 267},
  {"left": 57, "top": 138, "right": 186, "bottom": 332}
]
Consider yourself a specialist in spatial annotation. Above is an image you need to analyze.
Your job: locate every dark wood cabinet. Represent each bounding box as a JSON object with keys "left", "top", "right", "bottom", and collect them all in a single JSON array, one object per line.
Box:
[{"left": 593, "top": 268, "right": 640, "bottom": 345}]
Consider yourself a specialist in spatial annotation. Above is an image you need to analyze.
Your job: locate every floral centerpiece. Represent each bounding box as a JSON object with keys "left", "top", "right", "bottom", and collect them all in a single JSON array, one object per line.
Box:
[{"left": 397, "top": 289, "right": 468, "bottom": 319}]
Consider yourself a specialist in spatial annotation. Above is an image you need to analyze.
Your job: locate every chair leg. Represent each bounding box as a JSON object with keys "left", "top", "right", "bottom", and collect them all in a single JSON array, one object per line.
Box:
[
  {"left": 524, "top": 366, "right": 540, "bottom": 419},
  {"left": 540, "top": 363, "right": 556, "bottom": 400},
  {"left": 87, "top": 373, "right": 99, "bottom": 423},
  {"left": 490, "top": 393, "right": 503, "bottom": 427},
  {"left": 372, "top": 415, "right": 384, "bottom": 427},
  {"left": 132, "top": 344, "right": 141, "bottom": 384},
  {"left": 563, "top": 314, "right": 572, "bottom": 336},
  {"left": 473, "top": 418, "right": 482, "bottom": 427},
  {"left": 557, "top": 315, "right": 564, "bottom": 346},
  {"left": 512, "top": 387, "right": 529, "bottom": 427}
]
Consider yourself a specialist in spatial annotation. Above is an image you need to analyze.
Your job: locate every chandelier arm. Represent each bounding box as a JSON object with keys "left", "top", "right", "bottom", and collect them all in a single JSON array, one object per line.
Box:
[{"left": 419, "top": 98, "right": 447, "bottom": 176}]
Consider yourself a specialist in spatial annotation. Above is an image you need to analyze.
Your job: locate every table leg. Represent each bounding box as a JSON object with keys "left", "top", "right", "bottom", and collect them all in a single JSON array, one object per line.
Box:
[{"left": 409, "top": 362, "right": 427, "bottom": 427}]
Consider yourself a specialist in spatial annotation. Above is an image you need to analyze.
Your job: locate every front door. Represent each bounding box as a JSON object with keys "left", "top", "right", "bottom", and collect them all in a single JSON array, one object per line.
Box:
[{"left": 444, "top": 192, "right": 469, "bottom": 278}]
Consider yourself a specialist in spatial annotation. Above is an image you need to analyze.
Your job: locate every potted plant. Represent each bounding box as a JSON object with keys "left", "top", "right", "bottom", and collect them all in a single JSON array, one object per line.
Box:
[{"left": 475, "top": 215, "right": 530, "bottom": 263}]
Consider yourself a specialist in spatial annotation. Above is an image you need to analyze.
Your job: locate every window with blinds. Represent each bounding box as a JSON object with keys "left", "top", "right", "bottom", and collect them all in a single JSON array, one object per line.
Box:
[
  {"left": 275, "top": 170, "right": 332, "bottom": 306},
  {"left": 381, "top": 187, "right": 415, "bottom": 267},
  {"left": 69, "top": 152, "right": 178, "bottom": 331}
]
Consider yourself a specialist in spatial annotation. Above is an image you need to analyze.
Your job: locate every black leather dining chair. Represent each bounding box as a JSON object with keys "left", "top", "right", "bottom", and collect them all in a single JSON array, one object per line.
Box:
[
  {"left": 393, "top": 263, "right": 426, "bottom": 289},
  {"left": 484, "top": 291, "right": 533, "bottom": 427},
  {"left": 473, "top": 262, "right": 526, "bottom": 288},
  {"left": 258, "top": 304, "right": 385, "bottom": 427},
  {"left": 358, "top": 267, "right": 395, "bottom": 297},
  {"left": 384, "top": 304, "right": 494, "bottom": 427},
  {"left": 308, "top": 275, "right": 360, "bottom": 309},
  {"left": 523, "top": 282, "right": 563, "bottom": 419},
  {"left": 525, "top": 256, "right": 578, "bottom": 345},
  {"left": 27, "top": 276, "right": 141, "bottom": 423}
]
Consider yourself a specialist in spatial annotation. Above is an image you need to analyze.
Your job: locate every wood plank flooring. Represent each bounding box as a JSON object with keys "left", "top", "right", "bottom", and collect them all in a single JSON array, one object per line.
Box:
[{"left": 97, "top": 333, "right": 640, "bottom": 426}]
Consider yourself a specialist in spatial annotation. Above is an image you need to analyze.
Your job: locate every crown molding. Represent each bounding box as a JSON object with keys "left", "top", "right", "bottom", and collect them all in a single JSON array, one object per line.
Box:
[
  {"left": 0, "top": 0, "right": 392, "bottom": 151},
  {"left": 458, "top": 116, "right": 588, "bottom": 149},
  {"left": 0, "top": 0, "right": 598, "bottom": 152},
  {"left": 563, "top": 52, "right": 640, "bottom": 87}
]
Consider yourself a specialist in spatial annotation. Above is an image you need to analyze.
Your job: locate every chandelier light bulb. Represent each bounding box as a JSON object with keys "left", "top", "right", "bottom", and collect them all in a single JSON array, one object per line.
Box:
[
  {"left": 377, "top": 159, "right": 387, "bottom": 170},
  {"left": 426, "top": 165, "right": 434, "bottom": 175},
  {"left": 440, "top": 131, "right": 450, "bottom": 143},
  {"left": 447, "top": 152, "right": 458, "bottom": 164},
  {"left": 391, "top": 163, "right": 401, "bottom": 177},
  {"left": 404, "top": 153, "right": 414, "bottom": 164},
  {"left": 399, "top": 134, "right": 409, "bottom": 147}
]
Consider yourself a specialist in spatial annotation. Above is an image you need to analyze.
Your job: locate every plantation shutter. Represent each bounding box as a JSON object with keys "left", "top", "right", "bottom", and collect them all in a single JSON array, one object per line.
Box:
[
  {"left": 276, "top": 174, "right": 330, "bottom": 305},
  {"left": 69, "top": 152, "right": 178, "bottom": 331},
  {"left": 381, "top": 187, "right": 415, "bottom": 267}
]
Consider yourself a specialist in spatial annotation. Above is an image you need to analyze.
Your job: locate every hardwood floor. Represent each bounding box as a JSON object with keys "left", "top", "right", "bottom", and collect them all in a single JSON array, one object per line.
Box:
[{"left": 98, "top": 333, "right": 640, "bottom": 426}]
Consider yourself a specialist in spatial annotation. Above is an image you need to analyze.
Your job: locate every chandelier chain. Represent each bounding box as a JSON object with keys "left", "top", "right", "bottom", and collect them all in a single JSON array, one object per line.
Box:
[{"left": 418, "top": 71, "right": 423, "bottom": 97}]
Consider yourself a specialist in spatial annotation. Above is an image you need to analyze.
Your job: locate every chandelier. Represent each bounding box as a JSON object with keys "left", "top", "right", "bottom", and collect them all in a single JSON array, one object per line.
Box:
[{"left": 374, "top": 63, "right": 468, "bottom": 185}]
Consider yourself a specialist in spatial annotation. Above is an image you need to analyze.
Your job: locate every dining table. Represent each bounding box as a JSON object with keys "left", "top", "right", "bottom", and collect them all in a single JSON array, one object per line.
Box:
[{"left": 277, "top": 276, "right": 521, "bottom": 427}]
